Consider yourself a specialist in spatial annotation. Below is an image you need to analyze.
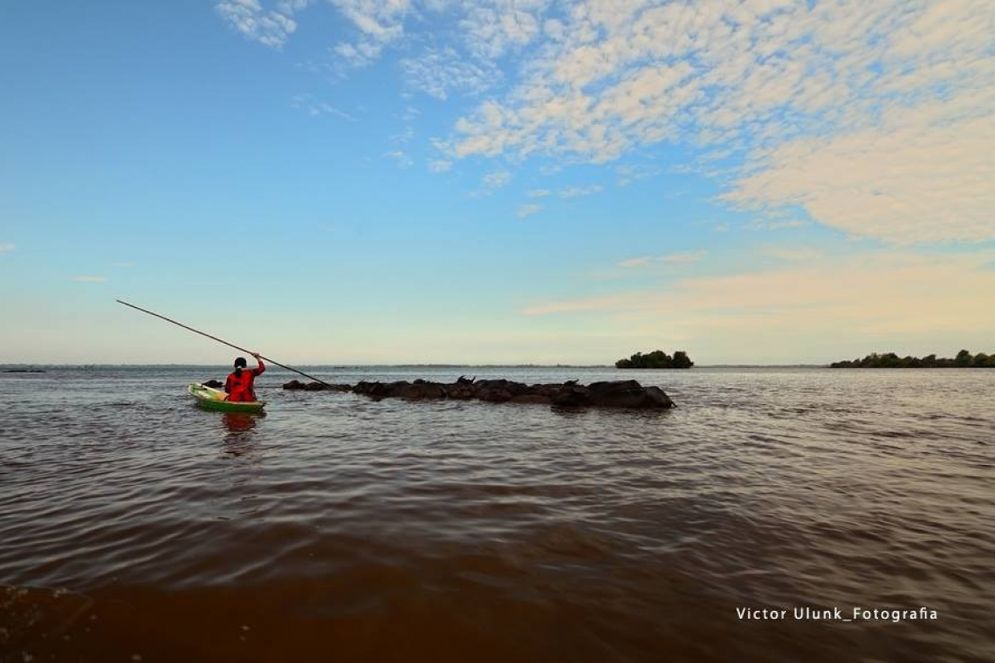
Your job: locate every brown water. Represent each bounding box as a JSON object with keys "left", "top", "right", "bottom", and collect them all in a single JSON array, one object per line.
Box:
[{"left": 1, "top": 366, "right": 993, "bottom": 662}]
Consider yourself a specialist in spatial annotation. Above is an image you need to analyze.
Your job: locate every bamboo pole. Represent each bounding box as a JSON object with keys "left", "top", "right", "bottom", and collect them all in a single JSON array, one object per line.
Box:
[{"left": 116, "top": 299, "right": 334, "bottom": 388}]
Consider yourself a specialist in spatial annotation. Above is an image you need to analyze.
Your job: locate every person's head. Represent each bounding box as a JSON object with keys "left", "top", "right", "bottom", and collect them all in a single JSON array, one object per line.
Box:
[{"left": 234, "top": 357, "right": 247, "bottom": 375}]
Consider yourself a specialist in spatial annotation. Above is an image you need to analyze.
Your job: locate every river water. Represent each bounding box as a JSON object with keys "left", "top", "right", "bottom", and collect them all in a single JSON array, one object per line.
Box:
[{"left": 0, "top": 366, "right": 992, "bottom": 661}]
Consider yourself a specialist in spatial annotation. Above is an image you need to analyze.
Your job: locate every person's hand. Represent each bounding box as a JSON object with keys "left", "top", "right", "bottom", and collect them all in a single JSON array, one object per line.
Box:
[{"left": 251, "top": 352, "right": 261, "bottom": 359}]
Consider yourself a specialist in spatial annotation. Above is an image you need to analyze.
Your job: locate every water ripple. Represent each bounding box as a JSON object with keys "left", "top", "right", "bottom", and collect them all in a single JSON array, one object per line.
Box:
[{"left": 0, "top": 366, "right": 993, "bottom": 661}]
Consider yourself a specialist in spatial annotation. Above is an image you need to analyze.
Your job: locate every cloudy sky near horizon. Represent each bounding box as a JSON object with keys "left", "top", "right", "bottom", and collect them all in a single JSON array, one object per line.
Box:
[{"left": 1, "top": 0, "right": 993, "bottom": 364}]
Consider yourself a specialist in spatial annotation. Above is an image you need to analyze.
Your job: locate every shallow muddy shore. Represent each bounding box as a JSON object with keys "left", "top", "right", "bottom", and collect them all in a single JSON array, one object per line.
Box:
[{"left": 282, "top": 377, "right": 675, "bottom": 409}]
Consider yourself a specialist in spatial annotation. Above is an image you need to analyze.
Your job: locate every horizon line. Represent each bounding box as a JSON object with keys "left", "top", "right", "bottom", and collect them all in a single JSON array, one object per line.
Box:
[{"left": 1, "top": 362, "right": 830, "bottom": 369}]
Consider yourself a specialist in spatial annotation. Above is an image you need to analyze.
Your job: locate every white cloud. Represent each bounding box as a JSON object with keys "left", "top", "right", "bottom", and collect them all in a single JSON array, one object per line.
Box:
[
  {"left": 559, "top": 184, "right": 602, "bottom": 199},
  {"left": 329, "top": 0, "right": 409, "bottom": 39},
  {"left": 0, "top": 243, "right": 14, "bottom": 255},
  {"left": 482, "top": 169, "right": 511, "bottom": 189},
  {"left": 399, "top": 105, "right": 420, "bottom": 122},
  {"left": 71, "top": 275, "right": 107, "bottom": 283},
  {"left": 616, "top": 163, "right": 660, "bottom": 186},
  {"left": 222, "top": 0, "right": 553, "bottom": 68},
  {"left": 760, "top": 246, "right": 823, "bottom": 262},
  {"left": 521, "top": 252, "right": 995, "bottom": 354},
  {"left": 660, "top": 250, "right": 706, "bottom": 266},
  {"left": 216, "top": 1, "right": 994, "bottom": 244},
  {"left": 428, "top": 159, "right": 452, "bottom": 173},
  {"left": 278, "top": 0, "right": 312, "bottom": 12},
  {"left": 400, "top": 47, "right": 500, "bottom": 100},
  {"left": 391, "top": 125, "right": 414, "bottom": 144},
  {"left": 216, "top": 0, "right": 298, "bottom": 48},
  {"left": 746, "top": 218, "right": 807, "bottom": 231},
  {"left": 329, "top": 0, "right": 412, "bottom": 67},
  {"left": 517, "top": 203, "right": 542, "bottom": 218},
  {"left": 459, "top": 0, "right": 551, "bottom": 59},
  {"left": 290, "top": 94, "right": 357, "bottom": 120},
  {"left": 384, "top": 150, "right": 413, "bottom": 168},
  {"left": 725, "top": 113, "right": 995, "bottom": 243},
  {"left": 443, "top": 0, "right": 995, "bottom": 243},
  {"left": 333, "top": 39, "right": 385, "bottom": 67},
  {"left": 527, "top": 189, "right": 550, "bottom": 198},
  {"left": 617, "top": 251, "right": 706, "bottom": 268},
  {"left": 617, "top": 256, "right": 650, "bottom": 268}
]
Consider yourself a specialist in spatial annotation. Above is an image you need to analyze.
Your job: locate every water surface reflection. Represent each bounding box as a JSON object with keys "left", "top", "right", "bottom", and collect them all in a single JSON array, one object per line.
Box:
[{"left": 0, "top": 366, "right": 991, "bottom": 661}]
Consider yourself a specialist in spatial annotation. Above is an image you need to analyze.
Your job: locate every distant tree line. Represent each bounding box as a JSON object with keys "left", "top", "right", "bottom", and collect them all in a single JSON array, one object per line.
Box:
[
  {"left": 616, "top": 350, "right": 694, "bottom": 369},
  {"left": 830, "top": 350, "right": 995, "bottom": 368}
]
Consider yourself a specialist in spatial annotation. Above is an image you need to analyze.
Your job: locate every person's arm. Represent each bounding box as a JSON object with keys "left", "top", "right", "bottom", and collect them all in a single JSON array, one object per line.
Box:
[
  {"left": 252, "top": 352, "right": 265, "bottom": 375},
  {"left": 224, "top": 374, "right": 234, "bottom": 393}
]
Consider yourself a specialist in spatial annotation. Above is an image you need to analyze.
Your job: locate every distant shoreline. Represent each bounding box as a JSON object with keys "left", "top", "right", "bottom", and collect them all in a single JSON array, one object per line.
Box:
[
  {"left": 830, "top": 350, "right": 994, "bottom": 369},
  {"left": 5, "top": 363, "right": 833, "bottom": 369}
]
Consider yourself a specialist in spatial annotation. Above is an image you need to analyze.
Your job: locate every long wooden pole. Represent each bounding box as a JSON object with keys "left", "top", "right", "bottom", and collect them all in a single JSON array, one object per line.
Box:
[{"left": 116, "top": 299, "right": 334, "bottom": 388}]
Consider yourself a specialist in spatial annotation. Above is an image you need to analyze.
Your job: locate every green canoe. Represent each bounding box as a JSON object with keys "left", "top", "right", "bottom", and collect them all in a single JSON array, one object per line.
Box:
[{"left": 188, "top": 383, "right": 265, "bottom": 414}]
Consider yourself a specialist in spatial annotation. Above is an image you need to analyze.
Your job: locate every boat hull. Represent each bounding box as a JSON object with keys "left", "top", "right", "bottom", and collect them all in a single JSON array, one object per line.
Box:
[{"left": 188, "top": 383, "right": 265, "bottom": 414}]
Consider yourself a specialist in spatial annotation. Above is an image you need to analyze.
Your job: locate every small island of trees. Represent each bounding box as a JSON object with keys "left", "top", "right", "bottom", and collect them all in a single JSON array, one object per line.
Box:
[
  {"left": 616, "top": 350, "right": 694, "bottom": 369},
  {"left": 830, "top": 350, "right": 995, "bottom": 368}
]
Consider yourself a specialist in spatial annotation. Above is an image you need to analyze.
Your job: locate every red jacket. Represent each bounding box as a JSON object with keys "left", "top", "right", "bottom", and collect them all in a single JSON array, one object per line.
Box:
[{"left": 225, "top": 359, "right": 265, "bottom": 402}]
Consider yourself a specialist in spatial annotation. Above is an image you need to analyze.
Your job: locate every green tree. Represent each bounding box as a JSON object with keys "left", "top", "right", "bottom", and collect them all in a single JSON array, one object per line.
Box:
[
  {"left": 643, "top": 350, "right": 673, "bottom": 368},
  {"left": 829, "top": 349, "right": 995, "bottom": 368},
  {"left": 673, "top": 351, "right": 694, "bottom": 368},
  {"left": 616, "top": 349, "right": 694, "bottom": 369},
  {"left": 880, "top": 353, "right": 900, "bottom": 367}
]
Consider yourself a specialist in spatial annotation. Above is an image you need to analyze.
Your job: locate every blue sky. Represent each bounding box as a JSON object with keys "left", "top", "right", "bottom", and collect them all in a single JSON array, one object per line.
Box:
[{"left": 1, "top": 0, "right": 993, "bottom": 364}]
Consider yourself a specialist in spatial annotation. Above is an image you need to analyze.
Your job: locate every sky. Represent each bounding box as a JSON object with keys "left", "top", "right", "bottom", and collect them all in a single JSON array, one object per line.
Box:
[{"left": 1, "top": 0, "right": 993, "bottom": 365}]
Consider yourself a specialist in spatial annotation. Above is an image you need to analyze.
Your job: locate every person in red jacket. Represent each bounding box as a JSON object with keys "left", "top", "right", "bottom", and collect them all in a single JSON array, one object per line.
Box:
[{"left": 225, "top": 353, "right": 265, "bottom": 402}]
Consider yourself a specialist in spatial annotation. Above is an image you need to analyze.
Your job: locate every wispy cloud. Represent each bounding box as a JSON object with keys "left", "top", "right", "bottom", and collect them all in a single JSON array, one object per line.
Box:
[
  {"left": 391, "top": 125, "right": 414, "bottom": 144},
  {"left": 618, "top": 251, "right": 706, "bottom": 268},
  {"left": 400, "top": 47, "right": 500, "bottom": 100},
  {"left": 725, "top": 113, "right": 995, "bottom": 243},
  {"left": 760, "top": 246, "right": 824, "bottom": 262},
  {"left": 559, "top": 184, "right": 602, "bottom": 199},
  {"left": 441, "top": 0, "right": 995, "bottom": 243},
  {"left": 277, "top": 0, "right": 312, "bottom": 12},
  {"left": 384, "top": 150, "right": 413, "bottom": 168},
  {"left": 290, "top": 94, "right": 357, "bottom": 121},
  {"left": 330, "top": 0, "right": 412, "bottom": 68},
  {"left": 527, "top": 189, "right": 550, "bottom": 198},
  {"left": 399, "top": 105, "right": 420, "bottom": 123},
  {"left": 616, "top": 164, "right": 662, "bottom": 187},
  {"left": 428, "top": 159, "right": 452, "bottom": 173},
  {"left": 517, "top": 203, "right": 542, "bottom": 219},
  {"left": 216, "top": 0, "right": 298, "bottom": 48},
  {"left": 522, "top": 253, "right": 995, "bottom": 347},
  {"left": 746, "top": 218, "right": 807, "bottom": 232},
  {"left": 216, "top": 1, "right": 994, "bottom": 244},
  {"left": 459, "top": 0, "right": 551, "bottom": 59},
  {"left": 222, "top": 0, "right": 554, "bottom": 77},
  {"left": 71, "top": 275, "right": 107, "bottom": 283},
  {"left": 0, "top": 243, "right": 14, "bottom": 255},
  {"left": 482, "top": 169, "right": 511, "bottom": 189},
  {"left": 617, "top": 256, "right": 651, "bottom": 269},
  {"left": 660, "top": 251, "right": 706, "bottom": 266}
]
